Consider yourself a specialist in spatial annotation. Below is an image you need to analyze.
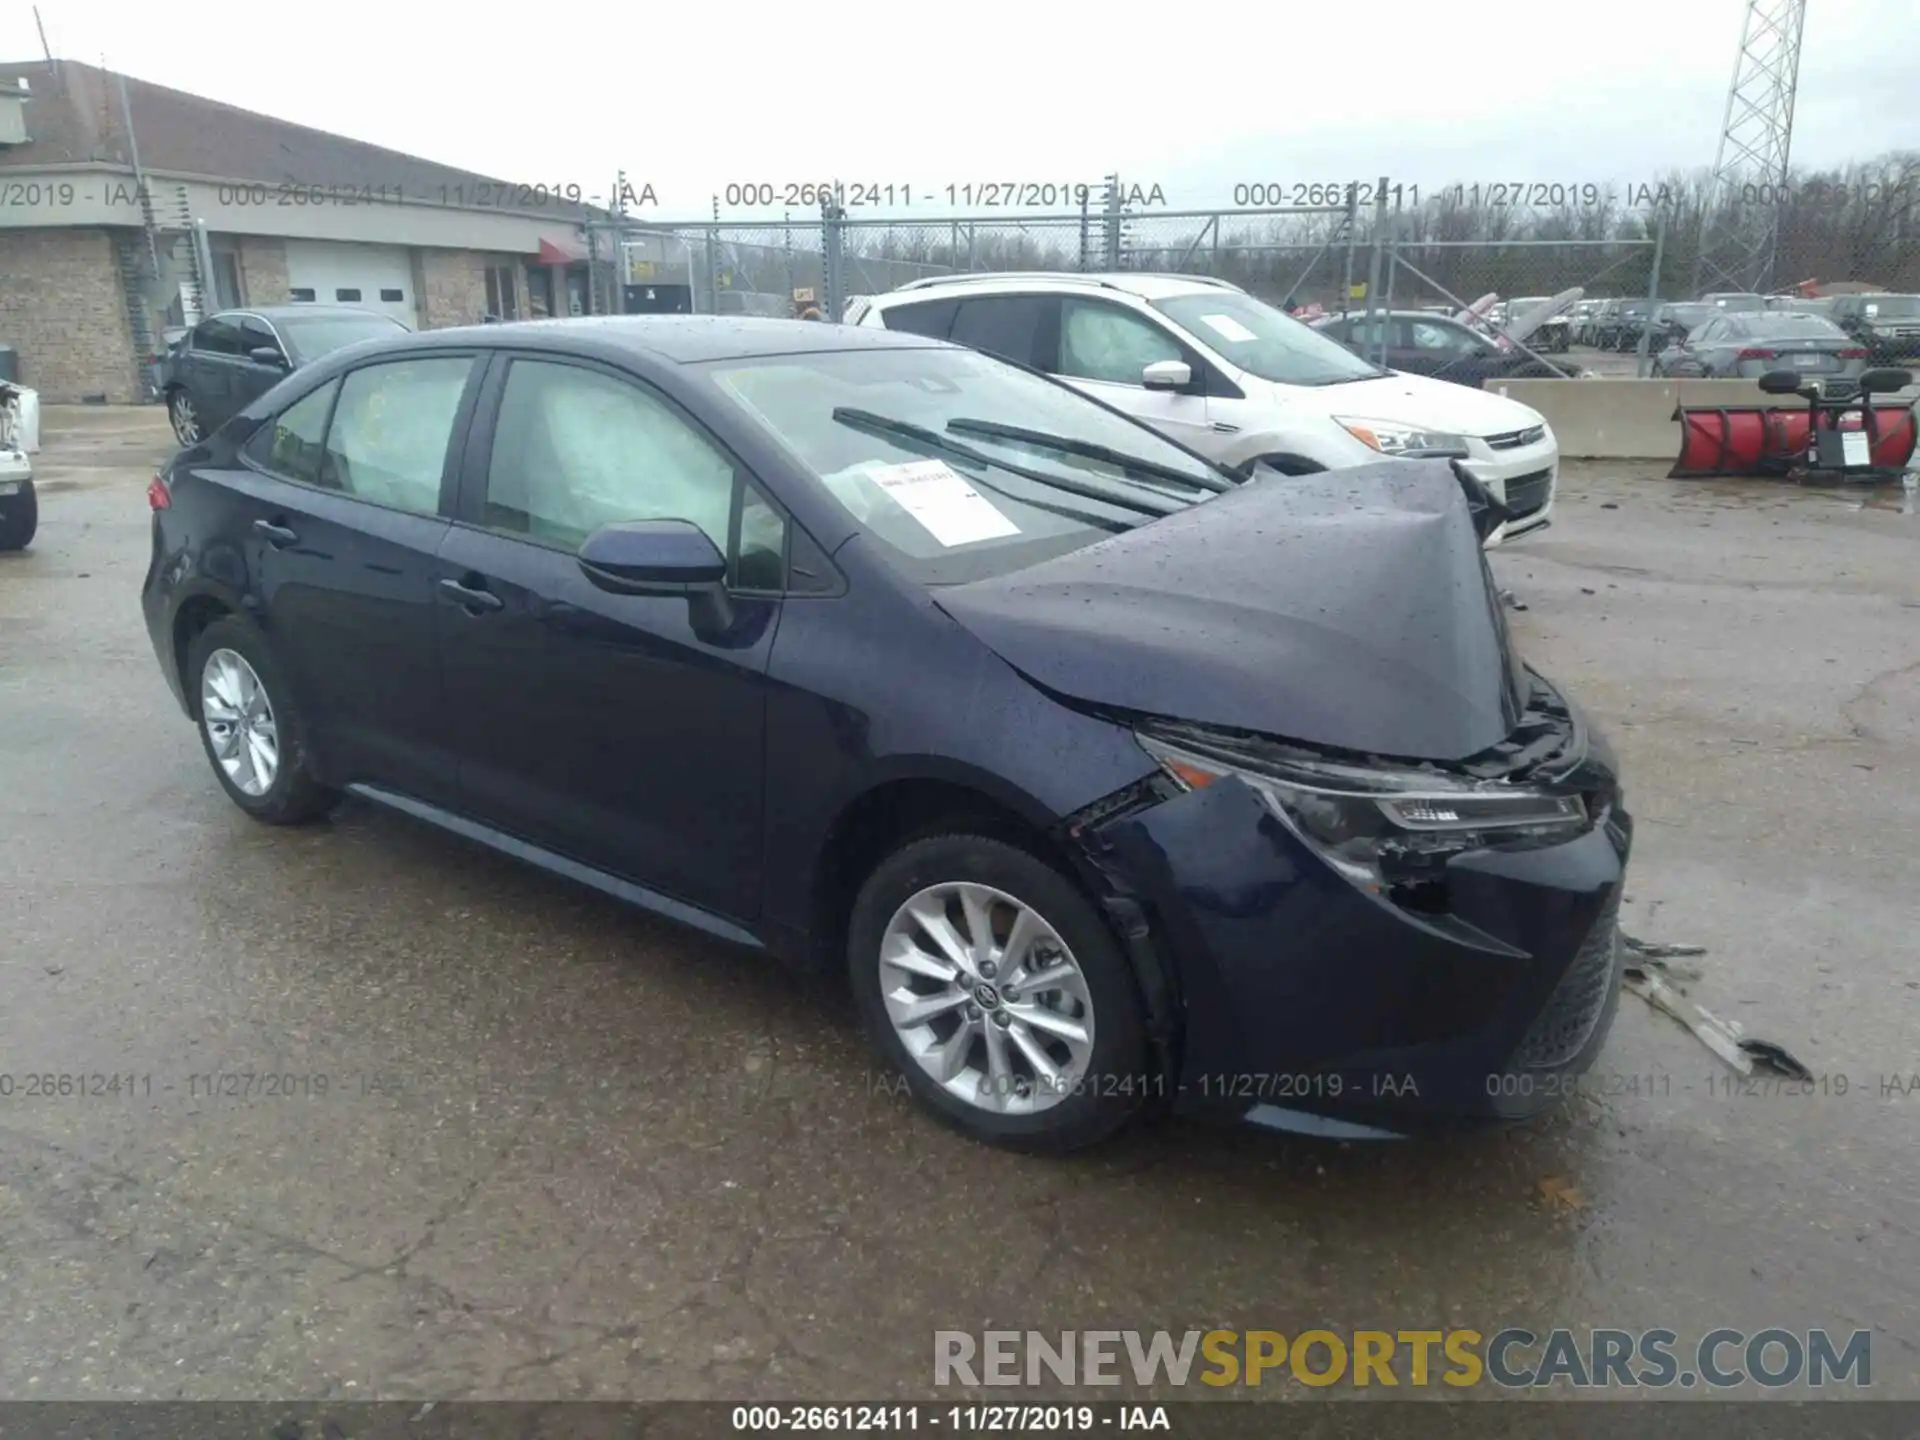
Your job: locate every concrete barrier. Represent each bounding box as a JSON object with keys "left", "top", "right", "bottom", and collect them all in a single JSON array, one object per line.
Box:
[{"left": 1489, "top": 378, "right": 1920, "bottom": 461}]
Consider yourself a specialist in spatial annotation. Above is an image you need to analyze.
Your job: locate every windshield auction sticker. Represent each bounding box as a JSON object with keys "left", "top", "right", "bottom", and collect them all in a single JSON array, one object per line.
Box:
[{"left": 870, "top": 460, "right": 1021, "bottom": 547}]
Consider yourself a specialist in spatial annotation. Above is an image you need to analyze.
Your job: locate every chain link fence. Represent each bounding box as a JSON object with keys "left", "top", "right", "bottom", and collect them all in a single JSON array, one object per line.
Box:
[{"left": 579, "top": 162, "right": 1917, "bottom": 387}]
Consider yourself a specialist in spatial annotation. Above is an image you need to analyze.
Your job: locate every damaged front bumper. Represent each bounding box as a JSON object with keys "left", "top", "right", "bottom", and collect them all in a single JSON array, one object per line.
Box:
[{"left": 1073, "top": 672, "right": 1632, "bottom": 1137}]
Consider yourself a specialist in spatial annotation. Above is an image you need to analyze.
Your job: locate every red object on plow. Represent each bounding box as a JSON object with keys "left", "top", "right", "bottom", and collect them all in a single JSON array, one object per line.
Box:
[{"left": 1670, "top": 403, "right": 1918, "bottom": 478}]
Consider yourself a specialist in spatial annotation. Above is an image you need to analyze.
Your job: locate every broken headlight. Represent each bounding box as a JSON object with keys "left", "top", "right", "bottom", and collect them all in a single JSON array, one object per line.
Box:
[{"left": 1136, "top": 729, "right": 1587, "bottom": 903}]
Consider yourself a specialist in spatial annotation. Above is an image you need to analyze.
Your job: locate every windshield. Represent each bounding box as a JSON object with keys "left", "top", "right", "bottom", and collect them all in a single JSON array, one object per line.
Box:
[
  {"left": 280, "top": 313, "right": 409, "bottom": 361},
  {"left": 705, "top": 346, "right": 1228, "bottom": 585},
  {"left": 1151, "top": 292, "right": 1384, "bottom": 386},
  {"left": 1864, "top": 296, "right": 1920, "bottom": 318}
]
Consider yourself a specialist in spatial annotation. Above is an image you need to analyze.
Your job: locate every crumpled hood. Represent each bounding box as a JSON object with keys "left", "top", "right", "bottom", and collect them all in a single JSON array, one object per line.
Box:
[
  {"left": 933, "top": 459, "right": 1525, "bottom": 761},
  {"left": 1308, "top": 370, "right": 1546, "bottom": 436}
]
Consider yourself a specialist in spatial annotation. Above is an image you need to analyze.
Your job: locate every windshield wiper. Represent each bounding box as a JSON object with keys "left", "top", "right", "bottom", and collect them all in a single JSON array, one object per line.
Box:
[
  {"left": 830, "top": 408, "right": 1185, "bottom": 520},
  {"left": 943, "top": 417, "right": 1235, "bottom": 494}
]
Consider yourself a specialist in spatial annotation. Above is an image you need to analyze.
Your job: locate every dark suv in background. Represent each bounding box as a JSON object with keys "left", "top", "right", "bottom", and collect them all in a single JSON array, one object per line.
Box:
[
  {"left": 1829, "top": 294, "right": 1920, "bottom": 363},
  {"left": 161, "top": 306, "right": 410, "bottom": 446}
]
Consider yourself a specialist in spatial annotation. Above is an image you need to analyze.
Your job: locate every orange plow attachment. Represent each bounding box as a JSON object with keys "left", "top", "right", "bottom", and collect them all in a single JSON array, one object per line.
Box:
[{"left": 1670, "top": 404, "right": 1917, "bottom": 478}]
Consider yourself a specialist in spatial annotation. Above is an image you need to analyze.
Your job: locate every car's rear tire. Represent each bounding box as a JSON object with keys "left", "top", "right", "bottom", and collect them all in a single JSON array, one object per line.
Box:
[
  {"left": 186, "top": 615, "right": 339, "bottom": 824},
  {"left": 849, "top": 834, "right": 1152, "bottom": 1153},
  {"left": 0, "top": 482, "right": 35, "bottom": 552},
  {"left": 168, "top": 388, "right": 203, "bottom": 447}
]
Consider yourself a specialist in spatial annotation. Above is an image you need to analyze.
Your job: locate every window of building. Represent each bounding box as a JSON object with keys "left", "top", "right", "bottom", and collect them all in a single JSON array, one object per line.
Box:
[
  {"left": 485, "top": 263, "right": 520, "bottom": 320},
  {"left": 336, "top": 288, "right": 362, "bottom": 302}
]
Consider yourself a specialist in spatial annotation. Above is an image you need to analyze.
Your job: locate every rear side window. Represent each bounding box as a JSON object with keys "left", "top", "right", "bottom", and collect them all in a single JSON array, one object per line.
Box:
[
  {"left": 950, "top": 296, "right": 1051, "bottom": 368},
  {"left": 319, "top": 358, "right": 473, "bottom": 515},
  {"left": 243, "top": 380, "right": 338, "bottom": 485},
  {"left": 879, "top": 298, "right": 959, "bottom": 339}
]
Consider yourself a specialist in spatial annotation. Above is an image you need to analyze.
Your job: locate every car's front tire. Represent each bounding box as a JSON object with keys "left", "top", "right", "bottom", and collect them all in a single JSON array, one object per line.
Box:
[
  {"left": 849, "top": 835, "right": 1152, "bottom": 1153},
  {"left": 0, "top": 481, "right": 36, "bottom": 552},
  {"left": 186, "top": 616, "right": 339, "bottom": 824},
  {"left": 168, "top": 388, "right": 204, "bottom": 447}
]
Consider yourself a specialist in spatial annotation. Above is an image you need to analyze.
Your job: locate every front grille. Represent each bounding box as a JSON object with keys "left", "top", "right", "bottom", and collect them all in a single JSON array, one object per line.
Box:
[
  {"left": 1485, "top": 424, "right": 1546, "bottom": 451},
  {"left": 1504, "top": 468, "right": 1554, "bottom": 519},
  {"left": 1511, "top": 893, "right": 1621, "bottom": 1070}
]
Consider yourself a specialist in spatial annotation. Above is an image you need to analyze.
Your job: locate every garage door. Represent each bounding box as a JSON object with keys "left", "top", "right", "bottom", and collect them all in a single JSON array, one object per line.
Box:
[{"left": 282, "top": 240, "right": 418, "bottom": 327}]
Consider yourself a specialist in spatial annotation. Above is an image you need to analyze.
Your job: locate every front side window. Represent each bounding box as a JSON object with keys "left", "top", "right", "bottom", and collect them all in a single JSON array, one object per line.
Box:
[
  {"left": 1058, "top": 299, "right": 1184, "bottom": 385},
  {"left": 320, "top": 357, "right": 472, "bottom": 515},
  {"left": 237, "top": 317, "right": 280, "bottom": 358},
  {"left": 194, "top": 316, "right": 246, "bottom": 356},
  {"left": 1152, "top": 291, "right": 1384, "bottom": 386},
  {"left": 708, "top": 345, "right": 1227, "bottom": 585},
  {"left": 244, "top": 380, "right": 338, "bottom": 485},
  {"left": 483, "top": 359, "right": 741, "bottom": 556},
  {"left": 1409, "top": 320, "right": 1478, "bottom": 354}
]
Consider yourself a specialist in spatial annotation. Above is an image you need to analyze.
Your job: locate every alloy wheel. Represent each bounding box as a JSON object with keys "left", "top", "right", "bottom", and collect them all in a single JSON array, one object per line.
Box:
[
  {"left": 170, "top": 392, "right": 202, "bottom": 445},
  {"left": 200, "top": 648, "right": 280, "bottom": 796},
  {"left": 878, "top": 882, "right": 1096, "bottom": 1115}
]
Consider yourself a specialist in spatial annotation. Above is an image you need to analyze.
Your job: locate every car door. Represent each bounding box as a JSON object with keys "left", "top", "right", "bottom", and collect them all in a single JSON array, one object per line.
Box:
[
  {"left": 185, "top": 315, "right": 249, "bottom": 429},
  {"left": 435, "top": 353, "right": 784, "bottom": 923},
  {"left": 233, "top": 315, "right": 294, "bottom": 411},
  {"left": 1050, "top": 295, "right": 1224, "bottom": 456},
  {"left": 230, "top": 353, "right": 482, "bottom": 804}
]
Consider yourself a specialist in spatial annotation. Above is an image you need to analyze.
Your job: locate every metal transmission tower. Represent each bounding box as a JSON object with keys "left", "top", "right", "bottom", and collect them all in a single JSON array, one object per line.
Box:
[{"left": 1691, "top": 0, "right": 1809, "bottom": 296}]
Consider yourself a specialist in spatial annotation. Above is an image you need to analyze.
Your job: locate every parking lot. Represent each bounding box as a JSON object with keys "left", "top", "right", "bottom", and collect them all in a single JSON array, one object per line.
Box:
[{"left": 2, "top": 403, "right": 1917, "bottom": 1401}]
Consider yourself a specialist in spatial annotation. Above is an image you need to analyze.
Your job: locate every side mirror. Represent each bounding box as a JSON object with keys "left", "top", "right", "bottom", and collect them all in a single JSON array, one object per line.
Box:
[
  {"left": 579, "top": 519, "right": 734, "bottom": 631},
  {"left": 1757, "top": 370, "right": 1804, "bottom": 395},
  {"left": 1142, "top": 359, "right": 1193, "bottom": 392},
  {"left": 249, "top": 345, "right": 288, "bottom": 368},
  {"left": 579, "top": 519, "right": 726, "bottom": 591},
  {"left": 1861, "top": 367, "right": 1914, "bottom": 395}
]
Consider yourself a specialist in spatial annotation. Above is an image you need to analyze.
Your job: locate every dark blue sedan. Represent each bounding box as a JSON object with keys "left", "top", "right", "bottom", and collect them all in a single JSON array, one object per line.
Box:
[{"left": 141, "top": 316, "right": 1631, "bottom": 1152}]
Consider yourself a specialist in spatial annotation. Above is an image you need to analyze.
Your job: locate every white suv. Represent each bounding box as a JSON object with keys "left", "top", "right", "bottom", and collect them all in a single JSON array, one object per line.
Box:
[{"left": 848, "top": 273, "right": 1559, "bottom": 542}]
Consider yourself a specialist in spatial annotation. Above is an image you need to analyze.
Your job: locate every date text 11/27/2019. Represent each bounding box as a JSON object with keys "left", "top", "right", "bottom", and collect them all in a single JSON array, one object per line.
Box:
[{"left": 718, "top": 182, "right": 1169, "bottom": 210}]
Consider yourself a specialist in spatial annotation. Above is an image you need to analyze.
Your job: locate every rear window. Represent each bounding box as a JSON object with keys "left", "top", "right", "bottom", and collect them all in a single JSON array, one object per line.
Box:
[{"left": 1748, "top": 314, "right": 1846, "bottom": 338}]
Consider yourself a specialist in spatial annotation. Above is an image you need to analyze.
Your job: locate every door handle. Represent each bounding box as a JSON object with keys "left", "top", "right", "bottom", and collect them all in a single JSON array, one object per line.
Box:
[
  {"left": 439, "top": 577, "right": 504, "bottom": 614},
  {"left": 253, "top": 519, "right": 299, "bottom": 548}
]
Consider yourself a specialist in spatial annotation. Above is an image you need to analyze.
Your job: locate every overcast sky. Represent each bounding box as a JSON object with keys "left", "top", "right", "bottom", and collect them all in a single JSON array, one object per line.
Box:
[{"left": 5, "top": 0, "right": 1917, "bottom": 219}]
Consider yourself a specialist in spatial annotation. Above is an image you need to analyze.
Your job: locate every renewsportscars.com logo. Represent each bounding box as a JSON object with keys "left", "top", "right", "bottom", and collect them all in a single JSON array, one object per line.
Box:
[{"left": 934, "top": 1328, "right": 1872, "bottom": 1390}]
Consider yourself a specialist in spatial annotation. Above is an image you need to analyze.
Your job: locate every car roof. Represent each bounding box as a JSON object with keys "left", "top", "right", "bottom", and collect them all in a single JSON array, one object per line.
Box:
[
  {"left": 371, "top": 314, "right": 950, "bottom": 363},
  {"left": 872, "top": 271, "right": 1246, "bottom": 304},
  {"left": 223, "top": 305, "right": 404, "bottom": 322}
]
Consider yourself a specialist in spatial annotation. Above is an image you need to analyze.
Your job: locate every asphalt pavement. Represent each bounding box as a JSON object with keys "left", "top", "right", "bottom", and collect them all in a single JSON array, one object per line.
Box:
[{"left": 2, "top": 406, "right": 1916, "bottom": 1402}]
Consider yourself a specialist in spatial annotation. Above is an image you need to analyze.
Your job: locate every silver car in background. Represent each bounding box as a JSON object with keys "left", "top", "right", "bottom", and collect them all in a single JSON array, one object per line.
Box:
[{"left": 1653, "top": 311, "right": 1869, "bottom": 379}]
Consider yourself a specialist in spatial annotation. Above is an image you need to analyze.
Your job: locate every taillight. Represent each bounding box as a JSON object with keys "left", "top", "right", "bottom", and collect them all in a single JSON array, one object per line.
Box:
[
  {"left": 1736, "top": 348, "right": 1778, "bottom": 360},
  {"left": 1839, "top": 347, "right": 1868, "bottom": 359},
  {"left": 147, "top": 472, "right": 171, "bottom": 510}
]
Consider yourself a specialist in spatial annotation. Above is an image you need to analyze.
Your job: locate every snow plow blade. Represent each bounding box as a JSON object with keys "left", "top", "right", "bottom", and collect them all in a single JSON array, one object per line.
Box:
[
  {"left": 1670, "top": 369, "right": 1917, "bottom": 479},
  {"left": 1669, "top": 405, "right": 1917, "bottom": 477}
]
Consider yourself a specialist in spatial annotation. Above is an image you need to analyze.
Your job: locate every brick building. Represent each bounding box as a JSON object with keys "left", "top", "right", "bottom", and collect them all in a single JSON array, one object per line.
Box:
[{"left": 0, "top": 60, "right": 603, "bottom": 402}]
